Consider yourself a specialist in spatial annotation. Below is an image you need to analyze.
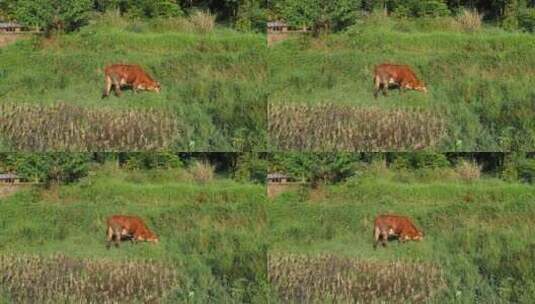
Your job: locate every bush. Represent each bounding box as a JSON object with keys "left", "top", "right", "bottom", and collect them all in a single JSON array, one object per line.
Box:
[
  {"left": 14, "top": 0, "right": 93, "bottom": 33},
  {"left": 455, "top": 159, "right": 481, "bottom": 182},
  {"left": 189, "top": 161, "right": 215, "bottom": 183},
  {"left": 273, "top": 0, "right": 361, "bottom": 32},
  {"left": 393, "top": 0, "right": 450, "bottom": 18},
  {"left": 518, "top": 8, "right": 535, "bottom": 32},
  {"left": 517, "top": 159, "right": 535, "bottom": 183},
  {"left": 456, "top": 9, "right": 483, "bottom": 32},
  {"left": 124, "top": 152, "right": 183, "bottom": 170},
  {"left": 0, "top": 153, "right": 90, "bottom": 184}
]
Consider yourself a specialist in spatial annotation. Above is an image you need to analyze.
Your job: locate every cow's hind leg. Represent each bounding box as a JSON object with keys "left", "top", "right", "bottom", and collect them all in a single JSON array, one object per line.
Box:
[
  {"left": 373, "top": 76, "right": 382, "bottom": 99},
  {"left": 106, "top": 226, "right": 114, "bottom": 249},
  {"left": 102, "top": 76, "right": 112, "bottom": 99},
  {"left": 373, "top": 227, "right": 381, "bottom": 249},
  {"left": 111, "top": 75, "right": 122, "bottom": 97}
]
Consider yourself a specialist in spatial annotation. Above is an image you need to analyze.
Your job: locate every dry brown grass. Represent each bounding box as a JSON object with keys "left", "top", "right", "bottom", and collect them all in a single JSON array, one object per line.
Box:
[
  {"left": 0, "top": 102, "right": 180, "bottom": 151},
  {"left": 269, "top": 104, "right": 446, "bottom": 151},
  {"left": 189, "top": 161, "right": 215, "bottom": 184},
  {"left": 188, "top": 10, "right": 215, "bottom": 34},
  {"left": 455, "top": 159, "right": 481, "bottom": 182},
  {"left": 0, "top": 254, "right": 180, "bottom": 303},
  {"left": 268, "top": 253, "right": 446, "bottom": 303},
  {"left": 456, "top": 9, "right": 483, "bottom": 32}
]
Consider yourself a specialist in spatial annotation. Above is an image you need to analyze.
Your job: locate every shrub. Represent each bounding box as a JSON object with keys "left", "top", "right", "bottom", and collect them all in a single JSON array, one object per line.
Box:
[
  {"left": 124, "top": 152, "right": 183, "bottom": 170},
  {"left": 455, "top": 159, "right": 481, "bottom": 182},
  {"left": 517, "top": 158, "right": 535, "bottom": 183},
  {"left": 393, "top": 0, "right": 450, "bottom": 18},
  {"left": 456, "top": 9, "right": 483, "bottom": 32},
  {"left": 189, "top": 160, "right": 215, "bottom": 183},
  {"left": 518, "top": 9, "right": 535, "bottom": 32},
  {"left": 0, "top": 153, "right": 90, "bottom": 184},
  {"left": 14, "top": 0, "right": 93, "bottom": 33}
]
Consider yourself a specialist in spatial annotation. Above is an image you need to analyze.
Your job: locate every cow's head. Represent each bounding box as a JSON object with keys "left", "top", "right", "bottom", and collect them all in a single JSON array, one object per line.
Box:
[
  {"left": 414, "top": 80, "right": 427, "bottom": 93},
  {"left": 405, "top": 80, "right": 427, "bottom": 94},
  {"left": 149, "top": 82, "right": 161, "bottom": 93},
  {"left": 135, "top": 229, "right": 159, "bottom": 244},
  {"left": 412, "top": 230, "right": 424, "bottom": 241}
]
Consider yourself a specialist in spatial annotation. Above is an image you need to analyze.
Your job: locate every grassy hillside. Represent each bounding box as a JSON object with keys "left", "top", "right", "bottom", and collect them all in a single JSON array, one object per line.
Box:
[
  {"left": 0, "top": 165, "right": 269, "bottom": 303},
  {"left": 267, "top": 167, "right": 535, "bottom": 303},
  {"left": 268, "top": 16, "right": 535, "bottom": 151},
  {"left": 0, "top": 16, "right": 267, "bottom": 151}
]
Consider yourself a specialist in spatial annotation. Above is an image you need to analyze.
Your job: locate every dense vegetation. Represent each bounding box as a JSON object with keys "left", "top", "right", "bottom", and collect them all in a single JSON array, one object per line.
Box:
[
  {"left": 268, "top": 14, "right": 535, "bottom": 151},
  {"left": 0, "top": 155, "right": 270, "bottom": 302},
  {"left": 0, "top": 14, "right": 267, "bottom": 151},
  {"left": 267, "top": 154, "right": 535, "bottom": 302},
  {"left": 2, "top": 1, "right": 534, "bottom": 33}
]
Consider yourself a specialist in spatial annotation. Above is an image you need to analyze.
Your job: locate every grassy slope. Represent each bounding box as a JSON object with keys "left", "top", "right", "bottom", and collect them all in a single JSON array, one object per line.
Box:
[
  {"left": 269, "top": 17, "right": 535, "bottom": 150},
  {"left": 268, "top": 174, "right": 535, "bottom": 302},
  {"left": 0, "top": 165, "right": 268, "bottom": 302},
  {"left": 0, "top": 19, "right": 267, "bottom": 151}
]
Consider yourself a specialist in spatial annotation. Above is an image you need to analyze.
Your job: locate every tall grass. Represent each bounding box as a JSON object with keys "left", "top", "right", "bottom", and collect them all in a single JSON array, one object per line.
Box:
[
  {"left": 267, "top": 166, "right": 535, "bottom": 302},
  {"left": 269, "top": 104, "right": 446, "bottom": 151},
  {"left": 0, "top": 254, "right": 180, "bottom": 303},
  {"left": 456, "top": 9, "right": 484, "bottom": 32},
  {"left": 269, "top": 253, "right": 445, "bottom": 303},
  {"left": 268, "top": 17, "right": 535, "bottom": 151},
  {"left": 0, "top": 165, "right": 269, "bottom": 302},
  {"left": 0, "top": 102, "right": 180, "bottom": 151},
  {"left": 0, "top": 16, "right": 267, "bottom": 151}
]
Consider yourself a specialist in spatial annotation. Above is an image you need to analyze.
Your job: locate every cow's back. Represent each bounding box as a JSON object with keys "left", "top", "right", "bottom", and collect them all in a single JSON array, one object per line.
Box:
[
  {"left": 107, "top": 215, "right": 145, "bottom": 233},
  {"left": 105, "top": 64, "right": 152, "bottom": 82},
  {"left": 375, "top": 214, "right": 413, "bottom": 232},
  {"left": 375, "top": 64, "right": 418, "bottom": 82}
]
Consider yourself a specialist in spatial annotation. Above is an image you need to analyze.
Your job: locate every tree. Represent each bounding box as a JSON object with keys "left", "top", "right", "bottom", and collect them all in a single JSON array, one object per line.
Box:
[
  {"left": 0, "top": 153, "right": 90, "bottom": 184},
  {"left": 273, "top": 0, "right": 361, "bottom": 32},
  {"left": 270, "top": 153, "right": 359, "bottom": 185},
  {"left": 123, "top": 152, "right": 183, "bottom": 170},
  {"left": 13, "top": 0, "right": 93, "bottom": 33}
]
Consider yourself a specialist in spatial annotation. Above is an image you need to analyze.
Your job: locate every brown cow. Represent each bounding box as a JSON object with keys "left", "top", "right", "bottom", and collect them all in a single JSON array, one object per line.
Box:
[
  {"left": 102, "top": 64, "right": 161, "bottom": 98},
  {"left": 373, "top": 63, "right": 427, "bottom": 98},
  {"left": 373, "top": 214, "right": 424, "bottom": 249},
  {"left": 106, "top": 215, "right": 159, "bottom": 249}
]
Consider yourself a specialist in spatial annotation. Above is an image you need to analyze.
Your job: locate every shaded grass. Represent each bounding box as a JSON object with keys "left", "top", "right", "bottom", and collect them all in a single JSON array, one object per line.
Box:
[
  {"left": 0, "top": 165, "right": 269, "bottom": 302},
  {"left": 268, "top": 17, "right": 535, "bottom": 151},
  {"left": 267, "top": 172, "right": 535, "bottom": 302}
]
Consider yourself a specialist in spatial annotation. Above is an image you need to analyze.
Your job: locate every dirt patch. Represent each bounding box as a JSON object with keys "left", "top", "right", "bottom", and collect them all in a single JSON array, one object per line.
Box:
[
  {"left": 0, "top": 33, "right": 32, "bottom": 48},
  {"left": 267, "top": 182, "right": 302, "bottom": 199},
  {"left": 0, "top": 185, "right": 22, "bottom": 198}
]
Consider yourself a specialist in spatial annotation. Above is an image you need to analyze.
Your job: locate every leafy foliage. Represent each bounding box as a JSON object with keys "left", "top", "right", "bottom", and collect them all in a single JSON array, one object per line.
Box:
[
  {"left": 0, "top": 153, "right": 90, "bottom": 184},
  {"left": 270, "top": 153, "right": 359, "bottom": 185},
  {"left": 273, "top": 0, "right": 361, "bottom": 31},
  {"left": 123, "top": 152, "right": 183, "bottom": 170},
  {"left": 12, "top": 0, "right": 93, "bottom": 32}
]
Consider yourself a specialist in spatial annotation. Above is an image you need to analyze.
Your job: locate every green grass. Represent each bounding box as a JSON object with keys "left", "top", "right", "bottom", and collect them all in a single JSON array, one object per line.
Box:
[
  {"left": 0, "top": 164, "right": 269, "bottom": 302},
  {"left": 267, "top": 170, "right": 535, "bottom": 303},
  {"left": 268, "top": 16, "right": 535, "bottom": 151},
  {"left": 0, "top": 17, "right": 267, "bottom": 151}
]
